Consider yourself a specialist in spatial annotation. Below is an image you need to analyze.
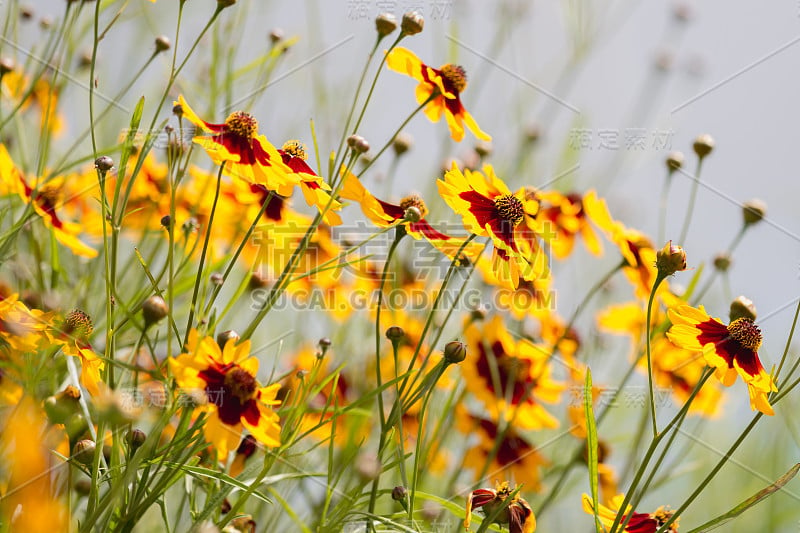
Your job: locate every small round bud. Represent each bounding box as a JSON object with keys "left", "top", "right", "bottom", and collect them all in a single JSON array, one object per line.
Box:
[
  {"left": 401, "top": 11, "right": 424, "bottom": 36},
  {"left": 40, "top": 16, "right": 53, "bottom": 30},
  {"left": 269, "top": 28, "right": 284, "bottom": 44},
  {"left": 217, "top": 0, "right": 237, "bottom": 8},
  {"left": 730, "top": 296, "right": 757, "bottom": 322},
  {"left": 249, "top": 271, "right": 270, "bottom": 289},
  {"left": 692, "top": 134, "right": 714, "bottom": 159},
  {"left": 386, "top": 326, "right": 405, "bottom": 341},
  {"left": 154, "top": 35, "right": 171, "bottom": 53},
  {"left": 375, "top": 13, "right": 398, "bottom": 37},
  {"left": 742, "top": 199, "right": 766, "bottom": 226},
  {"left": 443, "top": 341, "right": 467, "bottom": 364},
  {"left": 392, "top": 132, "right": 413, "bottom": 156},
  {"left": 475, "top": 141, "right": 492, "bottom": 159},
  {"left": 347, "top": 134, "right": 370, "bottom": 154},
  {"left": 403, "top": 206, "right": 422, "bottom": 223},
  {"left": 126, "top": 429, "right": 147, "bottom": 451},
  {"left": 713, "top": 253, "right": 732, "bottom": 272},
  {"left": 666, "top": 151, "right": 684, "bottom": 173},
  {"left": 216, "top": 330, "right": 240, "bottom": 348},
  {"left": 470, "top": 306, "right": 487, "bottom": 321},
  {"left": 524, "top": 124, "right": 541, "bottom": 144},
  {"left": 20, "top": 6, "right": 34, "bottom": 20},
  {"left": 656, "top": 240, "right": 687, "bottom": 276},
  {"left": 0, "top": 57, "right": 15, "bottom": 78},
  {"left": 210, "top": 272, "right": 224, "bottom": 285},
  {"left": 73, "top": 439, "right": 96, "bottom": 466},
  {"left": 74, "top": 478, "right": 92, "bottom": 496},
  {"left": 94, "top": 156, "right": 114, "bottom": 172},
  {"left": 160, "top": 215, "right": 171, "bottom": 229},
  {"left": 79, "top": 51, "right": 93, "bottom": 69},
  {"left": 221, "top": 499, "right": 232, "bottom": 515},
  {"left": 142, "top": 295, "right": 168, "bottom": 326},
  {"left": 391, "top": 486, "right": 408, "bottom": 501},
  {"left": 172, "top": 104, "right": 183, "bottom": 117},
  {"left": 355, "top": 453, "right": 381, "bottom": 481},
  {"left": 318, "top": 337, "right": 332, "bottom": 348},
  {"left": 44, "top": 386, "right": 82, "bottom": 424}
]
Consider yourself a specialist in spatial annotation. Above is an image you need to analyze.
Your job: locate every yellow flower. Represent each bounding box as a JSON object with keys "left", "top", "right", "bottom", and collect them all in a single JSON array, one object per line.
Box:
[
  {"left": 667, "top": 304, "right": 777, "bottom": 415},
  {"left": 582, "top": 493, "right": 678, "bottom": 532},
  {"left": 175, "top": 95, "right": 297, "bottom": 194},
  {"left": 532, "top": 189, "right": 603, "bottom": 259},
  {"left": 169, "top": 331, "right": 281, "bottom": 459},
  {"left": 386, "top": 47, "right": 490, "bottom": 142}
]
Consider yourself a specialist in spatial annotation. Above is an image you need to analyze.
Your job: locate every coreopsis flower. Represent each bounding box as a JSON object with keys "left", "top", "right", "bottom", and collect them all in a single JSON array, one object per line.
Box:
[
  {"left": 0, "top": 293, "right": 50, "bottom": 352},
  {"left": 583, "top": 191, "right": 658, "bottom": 299},
  {"left": 464, "top": 481, "right": 536, "bottom": 533},
  {"left": 582, "top": 493, "right": 679, "bottom": 533},
  {"left": 667, "top": 305, "right": 777, "bottom": 415},
  {"left": 174, "top": 95, "right": 297, "bottom": 194},
  {"left": 340, "top": 170, "right": 480, "bottom": 259},
  {"left": 438, "top": 163, "right": 544, "bottom": 289},
  {"left": 461, "top": 315, "right": 563, "bottom": 430},
  {"left": 169, "top": 331, "right": 281, "bottom": 459},
  {"left": 278, "top": 140, "right": 342, "bottom": 226},
  {"left": 385, "top": 47, "right": 490, "bottom": 142},
  {"left": 457, "top": 408, "right": 547, "bottom": 492},
  {"left": 47, "top": 309, "right": 104, "bottom": 397},
  {"left": 531, "top": 189, "right": 603, "bottom": 260},
  {"left": 1, "top": 70, "right": 65, "bottom": 136},
  {"left": 0, "top": 144, "right": 97, "bottom": 258}
]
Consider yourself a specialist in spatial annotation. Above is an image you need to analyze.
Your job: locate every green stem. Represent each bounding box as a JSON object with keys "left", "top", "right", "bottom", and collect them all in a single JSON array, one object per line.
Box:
[
  {"left": 645, "top": 272, "right": 667, "bottom": 436},
  {"left": 677, "top": 158, "right": 704, "bottom": 245}
]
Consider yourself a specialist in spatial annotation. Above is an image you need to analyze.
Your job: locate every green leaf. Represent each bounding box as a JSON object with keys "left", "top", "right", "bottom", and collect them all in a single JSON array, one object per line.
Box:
[
  {"left": 686, "top": 463, "right": 800, "bottom": 533},
  {"left": 585, "top": 368, "right": 603, "bottom": 533}
]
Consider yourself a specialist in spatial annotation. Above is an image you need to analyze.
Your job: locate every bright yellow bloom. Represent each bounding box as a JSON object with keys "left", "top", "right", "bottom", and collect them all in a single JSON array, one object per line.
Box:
[
  {"left": 582, "top": 493, "right": 679, "bottom": 532},
  {"left": 169, "top": 331, "right": 281, "bottom": 459},
  {"left": 532, "top": 189, "right": 603, "bottom": 259},
  {"left": 386, "top": 47, "right": 490, "bottom": 142},
  {"left": 175, "top": 95, "right": 297, "bottom": 194},
  {"left": 667, "top": 305, "right": 777, "bottom": 415}
]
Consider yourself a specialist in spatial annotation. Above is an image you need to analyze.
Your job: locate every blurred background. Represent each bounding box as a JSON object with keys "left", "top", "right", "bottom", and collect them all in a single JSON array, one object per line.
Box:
[{"left": 13, "top": 1, "right": 800, "bottom": 530}]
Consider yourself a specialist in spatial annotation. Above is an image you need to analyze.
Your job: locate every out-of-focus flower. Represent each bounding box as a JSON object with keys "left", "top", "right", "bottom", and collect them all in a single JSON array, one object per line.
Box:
[
  {"left": 532, "top": 189, "right": 603, "bottom": 260},
  {"left": 582, "top": 493, "right": 679, "bottom": 532},
  {"left": 386, "top": 47, "right": 490, "bottom": 142}
]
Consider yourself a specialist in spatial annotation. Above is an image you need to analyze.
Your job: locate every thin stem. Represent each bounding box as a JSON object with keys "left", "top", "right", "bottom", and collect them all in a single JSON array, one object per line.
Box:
[
  {"left": 645, "top": 272, "right": 666, "bottom": 436},
  {"left": 678, "top": 158, "right": 705, "bottom": 245}
]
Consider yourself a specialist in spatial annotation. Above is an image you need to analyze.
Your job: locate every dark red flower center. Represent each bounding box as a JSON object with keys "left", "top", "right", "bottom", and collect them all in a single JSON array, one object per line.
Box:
[
  {"left": 399, "top": 194, "right": 428, "bottom": 218},
  {"left": 36, "top": 184, "right": 61, "bottom": 211},
  {"left": 727, "top": 318, "right": 762, "bottom": 351},
  {"left": 440, "top": 64, "right": 467, "bottom": 93},
  {"left": 281, "top": 140, "right": 307, "bottom": 160},
  {"left": 224, "top": 111, "right": 258, "bottom": 141},
  {"left": 494, "top": 194, "right": 524, "bottom": 226},
  {"left": 224, "top": 367, "right": 257, "bottom": 403}
]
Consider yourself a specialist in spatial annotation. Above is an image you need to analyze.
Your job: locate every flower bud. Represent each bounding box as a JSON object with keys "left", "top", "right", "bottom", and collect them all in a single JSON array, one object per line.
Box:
[
  {"left": 403, "top": 206, "right": 422, "bottom": 223},
  {"left": 94, "top": 155, "right": 114, "bottom": 172},
  {"left": 74, "top": 478, "right": 92, "bottom": 496},
  {"left": 666, "top": 151, "right": 683, "bottom": 173},
  {"left": 154, "top": 35, "right": 171, "bottom": 53},
  {"left": 43, "top": 386, "right": 82, "bottom": 424},
  {"left": 249, "top": 271, "right": 270, "bottom": 289},
  {"left": 729, "top": 296, "right": 757, "bottom": 322},
  {"left": 216, "top": 330, "right": 240, "bottom": 348},
  {"left": 347, "top": 134, "right": 370, "bottom": 154},
  {"left": 656, "top": 240, "right": 687, "bottom": 276},
  {"left": 524, "top": 124, "right": 541, "bottom": 144},
  {"left": 392, "top": 485, "right": 408, "bottom": 501},
  {"left": 742, "top": 199, "right": 766, "bottom": 226},
  {"left": 20, "top": 6, "right": 34, "bottom": 21},
  {"left": 692, "top": 134, "right": 714, "bottom": 159},
  {"left": 65, "top": 413, "right": 89, "bottom": 442},
  {"left": 713, "top": 253, "right": 732, "bottom": 272},
  {"left": 0, "top": 57, "right": 15, "bottom": 78},
  {"left": 126, "top": 428, "right": 147, "bottom": 451},
  {"left": 172, "top": 104, "right": 183, "bottom": 117},
  {"left": 210, "top": 272, "right": 224, "bottom": 285},
  {"left": 142, "top": 295, "right": 168, "bottom": 326},
  {"left": 318, "top": 337, "right": 332, "bottom": 348},
  {"left": 475, "top": 141, "right": 492, "bottom": 159},
  {"left": 401, "top": 11, "right": 424, "bottom": 36},
  {"left": 375, "top": 13, "right": 398, "bottom": 37},
  {"left": 269, "top": 28, "right": 284, "bottom": 44},
  {"left": 386, "top": 326, "right": 405, "bottom": 341},
  {"left": 443, "top": 341, "right": 467, "bottom": 364},
  {"left": 73, "top": 439, "right": 96, "bottom": 466},
  {"left": 392, "top": 132, "right": 413, "bottom": 156}
]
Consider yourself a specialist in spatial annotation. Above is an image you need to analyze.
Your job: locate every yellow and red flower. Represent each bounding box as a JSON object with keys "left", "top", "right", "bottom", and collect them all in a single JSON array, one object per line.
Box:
[
  {"left": 46, "top": 309, "right": 104, "bottom": 397},
  {"left": 385, "top": 47, "right": 490, "bottom": 142},
  {"left": 532, "top": 189, "right": 603, "bottom": 260},
  {"left": 169, "top": 331, "right": 281, "bottom": 459},
  {"left": 279, "top": 140, "right": 342, "bottom": 226},
  {"left": 667, "top": 305, "right": 777, "bottom": 415},
  {"left": 461, "top": 315, "right": 563, "bottom": 430},
  {"left": 464, "top": 481, "right": 536, "bottom": 533},
  {"left": 582, "top": 493, "right": 679, "bottom": 533},
  {"left": 438, "top": 163, "right": 545, "bottom": 289},
  {"left": 0, "top": 144, "right": 98, "bottom": 258},
  {"left": 175, "top": 95, "right": 297, "bottom": 194},
  {"left": 340, "top": 170, "right": 480, "bottom": 259}
]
